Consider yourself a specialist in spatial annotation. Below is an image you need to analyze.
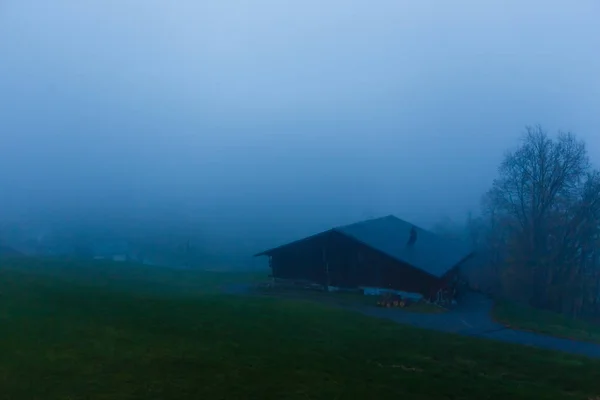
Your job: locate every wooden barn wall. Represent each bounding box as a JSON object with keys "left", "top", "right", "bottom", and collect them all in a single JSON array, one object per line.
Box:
[
  {"left": 325, "top": 232, "right": 440, "bottom": 295},
  {"left": 268, "top": 231, "right": 446, "bottom": 297},
  {"left": 270, "top": 234, "right": 326, "bottom": 283}
]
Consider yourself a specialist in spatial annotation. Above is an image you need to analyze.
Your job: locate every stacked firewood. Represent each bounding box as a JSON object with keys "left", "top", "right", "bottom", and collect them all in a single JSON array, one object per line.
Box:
[{"left": 376, "top": 293, "right": 411, "bottom": 308}]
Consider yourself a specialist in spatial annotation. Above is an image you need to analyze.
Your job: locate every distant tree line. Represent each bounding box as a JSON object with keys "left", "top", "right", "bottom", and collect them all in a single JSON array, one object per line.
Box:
[{"left": 436, "top": 125, "right": 600, "bottom": 319}]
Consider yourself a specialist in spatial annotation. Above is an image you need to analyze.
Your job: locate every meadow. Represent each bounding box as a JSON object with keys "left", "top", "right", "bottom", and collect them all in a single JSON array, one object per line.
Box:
[{"left": 1, "top": 257, "right": 599, "bottom": 399}]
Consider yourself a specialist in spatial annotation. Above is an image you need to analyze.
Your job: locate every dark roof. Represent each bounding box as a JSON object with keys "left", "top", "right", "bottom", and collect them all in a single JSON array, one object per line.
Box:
[
  {"left": 256, "top": 215, "right": 473, "bottom": 278},
  {"left": 336, "top": 215, "right": 472, "bottom": 277}
]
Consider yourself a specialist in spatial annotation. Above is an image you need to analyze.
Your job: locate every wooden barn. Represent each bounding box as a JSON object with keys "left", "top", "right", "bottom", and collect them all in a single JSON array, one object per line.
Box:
[{"left": 255, "top": 215, "right": 474, "bottom": 303}]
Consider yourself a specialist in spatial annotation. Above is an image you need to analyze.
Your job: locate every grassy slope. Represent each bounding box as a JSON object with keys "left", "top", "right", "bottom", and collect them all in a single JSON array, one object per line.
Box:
[
  {"left": 0, "top": 256, "right": 266, "bottom": 295},
  {"left": 493, "top": 300, "right": 600, "bottom": 344},
  {"left": 1, "top": 258, "right": 600, "bottom": 399}
]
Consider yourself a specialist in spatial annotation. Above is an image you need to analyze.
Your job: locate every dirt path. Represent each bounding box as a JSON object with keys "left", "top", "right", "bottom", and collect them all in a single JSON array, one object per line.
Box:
[{"left": 223, "top": 284, "right": 600, "bottom": 359}]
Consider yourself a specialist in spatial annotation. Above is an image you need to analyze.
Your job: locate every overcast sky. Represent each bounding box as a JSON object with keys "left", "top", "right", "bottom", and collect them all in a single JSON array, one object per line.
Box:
[{"left": 1, "top": 0, "right": 599, "bottom": 245}]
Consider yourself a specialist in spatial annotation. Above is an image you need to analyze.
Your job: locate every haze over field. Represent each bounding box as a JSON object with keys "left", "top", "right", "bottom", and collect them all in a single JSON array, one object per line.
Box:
[{"left": 1, "top": 1, "right": 599, "bottom": 260}]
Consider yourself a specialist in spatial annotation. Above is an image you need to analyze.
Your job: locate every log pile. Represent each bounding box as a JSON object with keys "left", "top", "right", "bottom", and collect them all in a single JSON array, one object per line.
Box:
[{"left": 376, "top": 293, "right": 413, "bottom": 308}]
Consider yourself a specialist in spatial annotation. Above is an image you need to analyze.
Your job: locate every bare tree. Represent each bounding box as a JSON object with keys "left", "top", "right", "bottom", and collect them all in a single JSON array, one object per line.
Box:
[{"left": 483, "top": 125, "right": 600, "bottom": 315}]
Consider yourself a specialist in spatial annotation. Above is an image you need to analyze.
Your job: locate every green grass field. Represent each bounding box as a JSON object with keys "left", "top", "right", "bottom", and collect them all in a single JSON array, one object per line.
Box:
[
  {"left": 493, "top": 300, "right": 600, "bottom": 344},
  {"left": 1, "top": 257, "right": 600, "bottom": 399}
]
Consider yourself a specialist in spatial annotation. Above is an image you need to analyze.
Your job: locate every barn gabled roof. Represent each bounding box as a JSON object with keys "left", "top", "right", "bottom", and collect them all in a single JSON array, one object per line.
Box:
[{"left": 255, "top": 215, "right": 473, "bottom": 278}]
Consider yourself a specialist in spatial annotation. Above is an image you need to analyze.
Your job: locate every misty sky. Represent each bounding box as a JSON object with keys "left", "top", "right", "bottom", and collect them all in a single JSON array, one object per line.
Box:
[{"left": 1, "top": 1, "right": 599, "bottom": 245}]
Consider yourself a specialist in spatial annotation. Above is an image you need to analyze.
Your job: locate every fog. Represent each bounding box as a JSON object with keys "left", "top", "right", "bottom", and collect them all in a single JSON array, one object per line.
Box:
[{"left": 1, "top": 1, "right": 599, "bottom": 262}]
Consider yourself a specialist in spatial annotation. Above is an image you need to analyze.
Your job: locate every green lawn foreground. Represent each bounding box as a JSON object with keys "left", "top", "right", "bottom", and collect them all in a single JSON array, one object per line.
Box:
[
  {"left": 1, "top": 259, "right": 600, "bottom": 399},
  {"left": 493, "top": 300, "right": 600, "bottom": 344}
]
